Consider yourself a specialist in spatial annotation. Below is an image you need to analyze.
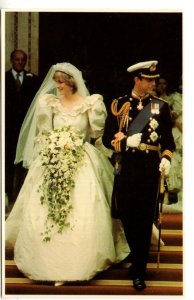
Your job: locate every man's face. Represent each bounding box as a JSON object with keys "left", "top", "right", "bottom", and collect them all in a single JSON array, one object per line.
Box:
[
  {"left": 135, "top": 77, "right": 156, "bottom": 95},
  {"left": 157, "top": 78, "right": 167, "bottom": 93},
  {"left": 11, "top": 51, "right": 27, "bottom": 72}
]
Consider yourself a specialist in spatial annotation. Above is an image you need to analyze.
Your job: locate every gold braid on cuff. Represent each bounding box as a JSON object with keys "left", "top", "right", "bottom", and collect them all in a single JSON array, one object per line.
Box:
[{"left": 161, "top": 150, "right": 173, "bottom": 159}]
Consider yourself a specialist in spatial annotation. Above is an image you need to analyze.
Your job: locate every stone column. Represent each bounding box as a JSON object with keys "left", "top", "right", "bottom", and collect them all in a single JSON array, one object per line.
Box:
[{"left": 4, "top": 11, "right": 39, "bottom": 75}]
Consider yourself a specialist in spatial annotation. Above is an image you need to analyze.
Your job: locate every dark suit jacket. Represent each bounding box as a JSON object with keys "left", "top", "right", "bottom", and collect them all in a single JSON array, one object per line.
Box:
[{"left": 5, "top": 69, "right": 40, "bottom": 170}]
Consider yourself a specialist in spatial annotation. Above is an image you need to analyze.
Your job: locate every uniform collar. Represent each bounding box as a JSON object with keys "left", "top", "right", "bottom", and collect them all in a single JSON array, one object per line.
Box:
[{"left": 131, "top": 89, "right": 149, "bottom": 101}]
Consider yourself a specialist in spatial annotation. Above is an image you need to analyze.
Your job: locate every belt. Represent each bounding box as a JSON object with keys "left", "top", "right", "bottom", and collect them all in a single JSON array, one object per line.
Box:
[{"left": 137, "top": 143, "right": 161, "bottom": 152}]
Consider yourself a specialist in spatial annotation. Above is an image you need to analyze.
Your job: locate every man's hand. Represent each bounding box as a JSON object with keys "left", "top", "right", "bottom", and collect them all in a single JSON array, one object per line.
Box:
[{"left": 114, "top": 131, "right": 127, "bottom": 141}]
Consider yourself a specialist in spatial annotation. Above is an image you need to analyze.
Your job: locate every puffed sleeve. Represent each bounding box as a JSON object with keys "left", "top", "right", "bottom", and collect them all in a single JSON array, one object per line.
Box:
[
  {"left": 87, "top": 94, "right": 113, "bottom": 158},
  {"left": 36, "top": 93, "right": 58, "bottom": 132},
  {"left": 33, "top": 94, "right": 58, "bottom": 160}
]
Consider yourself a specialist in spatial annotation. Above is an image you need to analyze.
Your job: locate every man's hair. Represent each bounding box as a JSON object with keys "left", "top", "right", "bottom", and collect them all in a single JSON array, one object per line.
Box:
[{"left": 10, "top": 49, "right": 27, "bottom": 61}]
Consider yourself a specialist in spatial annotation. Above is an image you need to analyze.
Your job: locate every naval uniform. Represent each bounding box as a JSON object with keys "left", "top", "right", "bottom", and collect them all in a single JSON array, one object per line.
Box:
[{"left": 102, "top": 92, "right": 175, "bottom": 279}]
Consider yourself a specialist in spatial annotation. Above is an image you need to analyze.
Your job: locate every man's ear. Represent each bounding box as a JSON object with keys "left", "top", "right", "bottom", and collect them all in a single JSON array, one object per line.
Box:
[{"left": 134, "top": 76, "right": 141, "bottom": 84}]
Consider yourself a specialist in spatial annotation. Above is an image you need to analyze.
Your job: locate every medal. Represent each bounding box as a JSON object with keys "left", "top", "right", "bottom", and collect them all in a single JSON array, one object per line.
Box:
[
  {"left": 131, "top": 90, "right": 148, "bottom": 111},
  {"left": 137, "top": 99, "right": 143, "bottom": 110},
  {"left": 151, "top": 103, "right": 160, "bottom": 114}
]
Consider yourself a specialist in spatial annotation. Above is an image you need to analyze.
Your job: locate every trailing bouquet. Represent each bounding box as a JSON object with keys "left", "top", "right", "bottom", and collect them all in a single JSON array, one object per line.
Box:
[{"left": 37, "top": 125, "right": 84, "bottom": 242}]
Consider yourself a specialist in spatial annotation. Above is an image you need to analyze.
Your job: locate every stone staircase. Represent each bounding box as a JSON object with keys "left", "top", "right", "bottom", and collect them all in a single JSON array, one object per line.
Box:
[{"left": 4, "top": 213, "right": 183, "bottom": 296}]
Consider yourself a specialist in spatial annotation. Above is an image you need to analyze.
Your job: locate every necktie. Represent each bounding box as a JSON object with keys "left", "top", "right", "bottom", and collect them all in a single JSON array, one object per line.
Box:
[{"left": 15, "top": 73, "right": 21, "bottom": 92}]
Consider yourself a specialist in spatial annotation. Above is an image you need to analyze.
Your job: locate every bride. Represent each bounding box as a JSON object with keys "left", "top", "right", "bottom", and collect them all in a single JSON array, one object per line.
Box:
[{"left": 5, "top": 62, "right": 130, "bottom": 285}]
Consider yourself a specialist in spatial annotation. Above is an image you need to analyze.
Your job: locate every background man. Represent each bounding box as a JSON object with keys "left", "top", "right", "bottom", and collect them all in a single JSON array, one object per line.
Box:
[{"left": 5, "top": 49, "right": 40, "bottom": 205}]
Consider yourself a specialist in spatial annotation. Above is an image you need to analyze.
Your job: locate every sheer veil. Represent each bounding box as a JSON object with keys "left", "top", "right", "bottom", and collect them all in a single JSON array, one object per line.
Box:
[{"left": 14, "top": 62, "right": 89, "bottom": 169}]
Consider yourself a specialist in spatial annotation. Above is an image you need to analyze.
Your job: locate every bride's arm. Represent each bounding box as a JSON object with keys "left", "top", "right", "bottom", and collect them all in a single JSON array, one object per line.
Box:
[
  {"left": 87, "top": 94, "right": 113, "bottom": 158},
  {"left": 32, "top": 94, "right": 57, "bottom": 161}
]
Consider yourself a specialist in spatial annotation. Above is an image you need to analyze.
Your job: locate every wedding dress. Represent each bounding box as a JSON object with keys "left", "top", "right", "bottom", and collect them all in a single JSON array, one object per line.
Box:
[{"left": 5, "top": 93, "right": 129, "bottom": 282}]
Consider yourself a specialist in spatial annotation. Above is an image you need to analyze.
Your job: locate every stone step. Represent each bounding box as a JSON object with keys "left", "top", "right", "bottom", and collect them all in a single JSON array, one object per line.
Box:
[
  {"left": 4, "top": 213, "right": 183, "bottom": 296},
  {"left": 5, "top": 261, "right": 183, "bottom": 282},
  {"left": 161, "top": 229, "right": 182, "bottom": 246},
  {"left": 161, "top": 213, "right": 182, "bottom": 230},
  {"left": 5, "top": 279, "right": 183, "bottom": 296}
]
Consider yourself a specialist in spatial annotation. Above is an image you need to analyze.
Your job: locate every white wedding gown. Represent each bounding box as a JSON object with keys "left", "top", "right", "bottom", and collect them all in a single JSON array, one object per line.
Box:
[{"left": 5, "top": 94, "right": 130, "bottom": 282}]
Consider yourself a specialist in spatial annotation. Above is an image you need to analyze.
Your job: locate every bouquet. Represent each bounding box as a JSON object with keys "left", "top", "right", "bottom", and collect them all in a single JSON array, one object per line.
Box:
[{"left": 37, "top": 126, "right": 84, "bottom": 241}]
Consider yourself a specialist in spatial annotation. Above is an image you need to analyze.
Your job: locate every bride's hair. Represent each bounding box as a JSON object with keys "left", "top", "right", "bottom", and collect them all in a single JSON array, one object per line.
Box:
[{"left": 53, "top": 71, "right": 78, "bottom": 93}]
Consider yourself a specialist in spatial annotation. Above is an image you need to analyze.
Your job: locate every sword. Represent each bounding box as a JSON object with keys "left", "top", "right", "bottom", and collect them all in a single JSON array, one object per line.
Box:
[{"left": 157, "top": 169, "right": 167, "bottom": 269}]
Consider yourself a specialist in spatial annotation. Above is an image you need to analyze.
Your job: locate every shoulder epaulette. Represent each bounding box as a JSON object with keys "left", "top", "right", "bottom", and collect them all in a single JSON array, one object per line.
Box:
[
  {"left": 118, "top": 94, "right": 129, "bottom": 100},
  {"left": 152, "top": 95, "right": 168, "bottom": 103},
  {"left": 111, "top": 95, "right": 129, "bottom": 106}
]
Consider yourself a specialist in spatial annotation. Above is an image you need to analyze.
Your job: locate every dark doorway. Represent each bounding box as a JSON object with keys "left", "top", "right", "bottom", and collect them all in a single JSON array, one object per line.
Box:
[{"left": 39, "top": 12, "right": 182, "bottom": 104}]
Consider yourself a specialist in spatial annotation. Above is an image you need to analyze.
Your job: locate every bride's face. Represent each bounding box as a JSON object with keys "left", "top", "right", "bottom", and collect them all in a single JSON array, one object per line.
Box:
[{"left": 53, "top": 72, "right": 71, "bottom": 95}]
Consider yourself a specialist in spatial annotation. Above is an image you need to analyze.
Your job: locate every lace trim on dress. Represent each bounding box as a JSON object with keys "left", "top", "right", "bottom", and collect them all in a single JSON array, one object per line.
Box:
[{"left": 40, "top": 94, "right": 103, "bottom": 117}]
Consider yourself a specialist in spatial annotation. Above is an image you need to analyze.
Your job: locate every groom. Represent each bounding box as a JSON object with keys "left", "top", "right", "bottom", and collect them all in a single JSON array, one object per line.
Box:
[{"left": 102, "top": 60, "right": 175, "bottom": 290}]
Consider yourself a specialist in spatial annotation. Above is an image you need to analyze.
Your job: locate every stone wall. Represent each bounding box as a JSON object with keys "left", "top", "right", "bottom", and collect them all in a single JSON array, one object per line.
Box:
[{"left": 4, "top": 11, "right": 39, "bottom": 75}]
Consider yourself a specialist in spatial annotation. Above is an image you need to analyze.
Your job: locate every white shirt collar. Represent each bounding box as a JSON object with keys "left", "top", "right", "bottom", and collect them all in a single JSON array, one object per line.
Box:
[{"left": 12, "top": 69, "right": 24, "bottom": 82}]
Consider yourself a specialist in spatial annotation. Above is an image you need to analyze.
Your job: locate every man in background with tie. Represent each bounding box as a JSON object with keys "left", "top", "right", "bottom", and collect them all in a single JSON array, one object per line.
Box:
[{"left": 5, "top": 49, "right": 40, "bottom": 205}]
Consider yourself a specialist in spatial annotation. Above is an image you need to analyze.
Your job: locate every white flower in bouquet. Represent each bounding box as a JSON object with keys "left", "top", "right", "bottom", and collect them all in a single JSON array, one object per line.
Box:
[{"left": 37, "top": 125, "right": 85, "bottom": 242}]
